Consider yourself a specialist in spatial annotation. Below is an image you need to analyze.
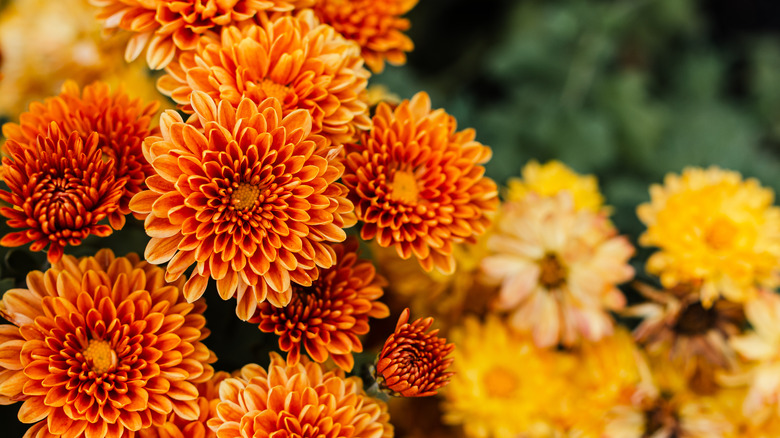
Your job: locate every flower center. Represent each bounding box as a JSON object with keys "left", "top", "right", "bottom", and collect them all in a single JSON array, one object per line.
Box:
[
  {"left": 538, "top": 253, "right": 567, "bottom": 289},
  {"left": 231, "top": 183, "right": 260, "bottom": 210},
  {"left": 673, "top": 301, "right": 717, "bottom": 336},
  {"left": 483, "top": 365, "right": 519, "bottom": 399},
  {"left": 82, "top": 339, "right": 117, "bottom": 375},
  {"left": 389, "top": 170, "right": 419, "bottom": 204},
  {"left": 643, "top": 397, "right": 679, "bottom": 437},
  {"left": 704, "top": 216, "right": 738, "bottom": 251},
  {"left": 258, "top": 79, "right": 292, "bottom": 103}
]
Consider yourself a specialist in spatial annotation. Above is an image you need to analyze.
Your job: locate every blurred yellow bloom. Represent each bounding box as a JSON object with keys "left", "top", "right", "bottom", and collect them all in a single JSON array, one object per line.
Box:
[
  {"left": 638, "top": 167, "right": 780, "bottom": 306},
  {"left": 441, "top": 316, "right": 571, "bottom": 438},
  {"left": 506, "top": 160, "right": 606, "bottom": 213},
  {"left": 0, "top": 0, "right": 166, "bottom": 119}
]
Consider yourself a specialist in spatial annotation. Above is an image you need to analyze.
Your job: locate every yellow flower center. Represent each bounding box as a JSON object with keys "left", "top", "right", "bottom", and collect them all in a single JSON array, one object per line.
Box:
[
  {"left": 483, "top": 365, "right": 519, "bottom": 399},
  {"left": 538, "top": 253, "right": 567, "bottom": 289},
  {"left": 389, "top": 170, "right": 419, "bottom": 204},
  {"left": 82, "top": 339, "right": 117, "bottom": 375},
  {"left": 704, "top": 217, "right": 738, "bottom": 251},
  {"left": 259, "top": 79, "right": 291, "bottom": 103},
  {"left": 232, "top": 183, "right": 260, "bottom": 210}
]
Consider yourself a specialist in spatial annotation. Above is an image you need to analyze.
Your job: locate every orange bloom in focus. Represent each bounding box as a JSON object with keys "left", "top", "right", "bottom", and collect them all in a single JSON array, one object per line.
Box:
[
  {"left": 157, "top": 11, "right": 370, "bottom": 145},
  {"left": 0, "top": 249, "right": 216, "bottom": 438},
  {"left": 207, "top": 353, "right": 393, "bottom": 438},
  {"left": 139, "top": 371, "right": 231, "bottom": 438},
  {"left": 312, "top": 0, "right": 418, "bottom": 73},
  {"left": 375, "top": 308, "right": 454, "bottom": 397},
  {"left": 343, "top": 91, "right": 498, "bottom": 274},
  {"left": 2, "top": 80, "right": 159, "bottom": 230},
  {"left": 0, "top": 123, "right": 125, "bottom": 263},
  {"left": 89, "top": 0, "right": 314, "bottom": 69},
  {"left": 130, "top": 92, "right": 355, "bottom": 319},
  {"left": 251, "top": 238, "right": 390, "bottom": 371}
]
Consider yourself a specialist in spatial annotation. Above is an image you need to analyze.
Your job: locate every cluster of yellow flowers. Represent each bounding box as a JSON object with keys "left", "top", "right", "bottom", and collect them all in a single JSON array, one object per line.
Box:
[{"left": 1, "top": 1, "right": 780, "bottom": 438}]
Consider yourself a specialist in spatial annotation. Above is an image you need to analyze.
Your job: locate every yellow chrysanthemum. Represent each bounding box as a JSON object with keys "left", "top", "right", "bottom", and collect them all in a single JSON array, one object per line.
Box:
[
  {"left": 441, "top": 316, "right": 570, "bottom": 438},
  {"left": 505, "top": 160, "right": 605, "bottom": 213},
  {"left": 637, "top": 167, "right": 780, "bottom": 306}
]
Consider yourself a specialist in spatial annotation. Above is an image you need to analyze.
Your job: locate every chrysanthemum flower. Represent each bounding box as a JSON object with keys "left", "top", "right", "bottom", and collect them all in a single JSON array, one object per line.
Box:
[
  {"left": 138, "top": 371, "right": 230, "bottom": 438},
  {"left": 343, "top": 92, "right": 498, "bottom": 274},
  {"left": 3, "top": 80, "right": 159, "bottom": 230},
  {"left": 312, "top": 0, "right": 418, "bottom": 73},
  {"left": 505, "top": 160, "right": 606, "bottom": 213},
  {"left": 442, "top": 316, "right": 568, "bottom": 437},
  {"left": 157, "top": 11, "right": 370, "bottom": 145},
  {"left": 637, "top": 167, "right": 780, "bottom": 306},
  {"left": 0, "top": 123, "right": 125, "bottom": 263},
  {"left": 89, "top": 0, "right": 314, "bottom": 69},
  {"left": 130, "top": 92, "right": 355, "bottom": 319},
  {"left": 627, "top": 282, "right": 744, "bottom": 394},
  {"left": 729, "top": 289, "right": 780, "bottom": 424},
  {"left": 0, "top": 249, "right": 216, "bottom": 438},
  {"left": 207, "top": 352, "right": 393, "bottom": 438},
  {"left": 375, "top": 308, "right": 454, "bottom": 397},
  {"left": 481, "top": 192, "right": 634, "bottom": 348},
  {"left": 251, "top": 238, "right": 389, "bottom": 371}
]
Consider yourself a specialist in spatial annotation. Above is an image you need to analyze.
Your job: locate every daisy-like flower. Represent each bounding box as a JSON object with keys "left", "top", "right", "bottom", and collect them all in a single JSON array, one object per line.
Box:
[
  {"left": 0, "top": 123, "right": 125, "bottom": 263},
  {"left": 442, "top": 316, "right": 569, "bottom": 437},
  {"left": 312, "top": 0, "right": 418, "bottom": 73},
  {"left": 627, "top": 282, "right": 744, "bottom": 394},
  {"left": 481, "top": 192, "right": 634, "bottom": 348},
  {"left": 729, "top": 289, "right": 780, "bottom": 424},
  {"left": 637, "top": 167, "right": 780, "bottom": 306},
  {"left": 207, "top": 352, "right": 393, "bottom": 438},
  {"left": 89, "top": 0, "right": 314, "bottom": 69},
  {"left": 251, "top": 238, "right": 390, "bottom": 371},
  {"left": 130, "top": 92, "right": 355, "bottom": 319},
  {"left": 343, "top": 91, "right": 499, "bottom": 274},
  {"left": 157, "top": 11, "right": 370, "bottom": 145},
  {"left": 375, "top": 308, "right": 454, "bottom": 397},
  {"left": 138, "top": 371, "right": 230, "bottom": 438},
  {"left": 0, "top": 249, "right": 216, "bottom": 438},
  {"left": 505, "top": 160, "right": 606, "bottom": 213},
  {"left": 3, "top": 80, "right": 159, "bottom": 230}
]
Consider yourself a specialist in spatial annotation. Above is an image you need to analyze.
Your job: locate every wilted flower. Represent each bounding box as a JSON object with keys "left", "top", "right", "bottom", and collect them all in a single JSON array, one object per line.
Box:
[
  {"left": 158, "top": 11, "right": 370, "bottom": 145},
  {"left": 375, "top": 308, "right": 454, "bottom": 397},
  {"left": 312, "top": 0, "right": 418, "bottom": 73},
  {"left": 637, "top": 167, "right": 780, "bottom": 306},
  {"left": 251, "top": 238, "right": 390, "bottom": 371},
  {"left": 505, "top": 160, "right": 606, "bottom": 213},
  {"left": 0, "top": 249, "right": 216, "bottom": 438},
  {"left": 3, "top": 80, "right": 159, "bottom": 230},
  {"left": 0, "top": 123, "right": 125, "bottom": 263},
  {"left": 130, "top": 92, "right": 354, "bottom": 319},
  {"left": 343, "top": 91, "right": 499, "bottom": 274},
  {"left": 207, "top": 352, "right": 393, "bottom": 437},
  {"left": 481, "top": 192, "right": 634, "bottom": 348}
]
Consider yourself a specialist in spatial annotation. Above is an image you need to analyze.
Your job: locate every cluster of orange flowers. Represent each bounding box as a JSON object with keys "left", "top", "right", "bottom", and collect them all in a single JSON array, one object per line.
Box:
[{"left": 0, "top": 1, "right": 493, "bottom": 437}]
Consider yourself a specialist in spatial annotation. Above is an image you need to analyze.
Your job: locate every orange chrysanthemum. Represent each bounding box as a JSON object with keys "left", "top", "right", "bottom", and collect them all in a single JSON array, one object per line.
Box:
[
  {"left": 251, "top": 238, "right": 389, "bottom": 371},
  {"left": 0, "top": 249, "right": 216, "bottom": 438},
  {"left": 89, "top": 0, "right": 315, "bottom": 69},
  {"left": 375, "top": 308, "right": 454, "bottom": 397},
  {"left": 2, "top": 80, "right": 159, "bottom": 230},
  {"left": 312, "top": 0, "right": 418, "bottom": 73},
  {"left": 0, "top": 123, "right": 125, "bottom": 263},
  {"left": 343, "top": 91, "right": 498, "bottom": 274},
  {"left": 207, "top": 353, "right": 393, "bottom": 438},
  {"left": 157, "top": 11, "right": 370, "bottom": 145},
  {"left": 139, "top": 371, "right": 230, "bottom": 438},
  {"left": 130, "top": 91, "right": 355, "bottom": 319}
]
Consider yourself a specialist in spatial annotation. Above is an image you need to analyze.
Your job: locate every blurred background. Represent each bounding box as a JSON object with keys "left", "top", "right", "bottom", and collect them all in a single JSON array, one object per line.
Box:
[{"left": 1, "top": 0, "right": 780, "bottom": 435}]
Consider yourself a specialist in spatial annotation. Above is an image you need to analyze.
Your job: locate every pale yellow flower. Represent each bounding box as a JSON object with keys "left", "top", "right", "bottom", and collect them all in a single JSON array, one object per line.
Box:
[
  {"left": 637, "top": 167, "right": 780, "bottom": 306},
  {"left": 441, "top": 316, "right": 571, "bottom": 438},
  {"left": 505, "top": 160, "right": 605, "bottom": 213},
  {"left": 481, "top": 192, "right": 634, "bottom": 347}
]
